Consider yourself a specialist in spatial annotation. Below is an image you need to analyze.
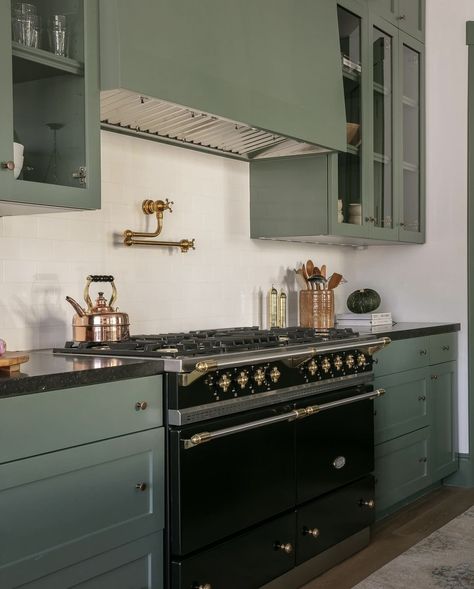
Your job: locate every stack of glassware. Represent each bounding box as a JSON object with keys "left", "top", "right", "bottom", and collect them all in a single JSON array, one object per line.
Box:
[{"left": 12, "top": 2, "right": 41, "bottom": 48}]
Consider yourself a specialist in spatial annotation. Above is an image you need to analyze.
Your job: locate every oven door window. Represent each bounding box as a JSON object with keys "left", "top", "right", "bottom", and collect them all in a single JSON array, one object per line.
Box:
[{"left": 170, "top": 410, "right": 295, "bottom": 556}]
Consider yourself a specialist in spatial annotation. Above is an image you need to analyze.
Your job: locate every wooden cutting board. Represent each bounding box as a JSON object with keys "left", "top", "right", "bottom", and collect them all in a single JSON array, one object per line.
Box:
[{"left": 0, "top": 352, "right": 30, "bottom": 373}]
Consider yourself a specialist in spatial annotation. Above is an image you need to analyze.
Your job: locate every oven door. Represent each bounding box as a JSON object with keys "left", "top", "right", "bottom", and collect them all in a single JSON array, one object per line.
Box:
[{"left": 169, "top": 404, "right": 296, "bottom": 556}]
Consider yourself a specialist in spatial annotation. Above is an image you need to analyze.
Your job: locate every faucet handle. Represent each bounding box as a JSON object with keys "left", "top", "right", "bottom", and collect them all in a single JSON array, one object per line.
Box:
[{"left": 164, "top": 198, "right": 174, "bottom": 213}]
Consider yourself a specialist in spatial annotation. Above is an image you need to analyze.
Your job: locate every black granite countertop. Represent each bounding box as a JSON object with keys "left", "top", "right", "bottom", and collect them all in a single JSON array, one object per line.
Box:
[
  {"left": 352, "top": 322, "right": 461, "bottom": 341},
  {"left": 0, "top": 350, "right": 164, "bottom": 399}
]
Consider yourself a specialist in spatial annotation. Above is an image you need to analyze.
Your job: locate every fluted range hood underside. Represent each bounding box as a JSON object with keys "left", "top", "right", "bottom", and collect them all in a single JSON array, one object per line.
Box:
[{"left": 100, "top": 89, "right": 330, "bottom": 161}]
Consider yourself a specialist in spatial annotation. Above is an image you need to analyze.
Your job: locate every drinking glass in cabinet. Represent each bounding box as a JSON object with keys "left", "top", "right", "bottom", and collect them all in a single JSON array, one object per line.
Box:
[
  {"left": 48, "top": 14, "right": 69, "bottom": 57},
  {"left": 12, "top": 3, "right": 41, "bottom": 48},
  {"left": 337, "top": 6, "right": 362, "bottom": 225}
]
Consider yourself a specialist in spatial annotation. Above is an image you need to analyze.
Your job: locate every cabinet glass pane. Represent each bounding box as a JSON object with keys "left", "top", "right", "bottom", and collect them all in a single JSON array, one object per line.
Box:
[
  {"left": 10, "top": 0, "right": 86, "bottom": 189},
  {"left": 402, "top": 45, "right": 421, "bottom": 232},
  {"left": 372, "top": 28, "right": 393, "bottom": 229},
  {"left": 337, "top": 6, "right": 362, "bottom": 226}
]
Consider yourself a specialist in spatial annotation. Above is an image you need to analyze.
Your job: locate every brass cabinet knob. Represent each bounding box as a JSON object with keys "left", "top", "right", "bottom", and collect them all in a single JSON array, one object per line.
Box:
[
  {"left": 332, "top": 456, "right": 346, "bottom": 470},
  {"left": 419, "top": 349, "right": 427, "bottom": 356},
  {"left": 360, "top": 499, "right": 375, "bottom": 509},
  {"left": 398, "top": 13, "right": 406, "bottom": 19},
  {"left": 400, "top": 222, "right": 406, "bottom": 227},
  {"left": 365, "top": 216, "right": 375, "bottom": 223},
  {"left": 135, "top": 482, "right": 148, "bottom": 492},
  {"left": 275, "top": 542, "right": 293, "bottom": 555},
  {"left": 135, "top": 401, "right": 148, "bottom": 411},
  {"left": 442, "top": 345, "right": 450, "bottom": 351},
  {"left": 218, "top": 373, "right": 232, "bottom": 392},
  {"left": 431, "top": 375, "right": 438, "bottom": 380},
  {"left": 419, "top": 457, "right": 427, "bottom": 463},
  {"left": 304, "top": 527, "right": 320, "bottom": 538},
  {"left": 270, "top": 366, "right": 281, "bottom": 383},
  {"left": 418, "top": 395, "right": 426, "bottom": 401},
  {"left": 1, "top": 160, "right": 15, "bottom": 171}
]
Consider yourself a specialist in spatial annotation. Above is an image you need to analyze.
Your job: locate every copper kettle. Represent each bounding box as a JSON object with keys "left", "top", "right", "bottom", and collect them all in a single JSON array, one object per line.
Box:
[{"left": 66, "top": 275, "right": 130, "bottom": 342}]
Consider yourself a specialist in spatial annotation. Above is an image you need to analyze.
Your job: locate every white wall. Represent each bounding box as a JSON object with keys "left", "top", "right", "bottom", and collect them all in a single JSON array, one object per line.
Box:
[
  {"left": 350, "top": 0, "right": 474, "bottom": 452},
  {"left": 0, "top": 0, "right": 471, "bottom": 451}
]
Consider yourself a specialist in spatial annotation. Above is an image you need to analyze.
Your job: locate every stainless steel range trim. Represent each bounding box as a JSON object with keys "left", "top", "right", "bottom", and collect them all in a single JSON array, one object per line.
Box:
[{"left": 168, "top": 372, "right": 372, "bottom": 425}]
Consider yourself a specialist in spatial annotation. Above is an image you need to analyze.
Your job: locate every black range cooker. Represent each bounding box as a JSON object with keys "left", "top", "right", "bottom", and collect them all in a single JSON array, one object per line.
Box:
[{"left": 55, "top": 327, "right": 391, "bottom": 589}]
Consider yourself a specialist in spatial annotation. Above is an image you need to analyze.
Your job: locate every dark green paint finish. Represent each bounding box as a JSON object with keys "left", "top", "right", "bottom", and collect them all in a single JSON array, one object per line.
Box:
[
  {"left": 100, "top": 0, "right": 347, "bottom": 152},
  {"left": 15, "top": 533, "right": 163, "bottom": 589},
  {"left": 374, "top": 367, "right": 429, "bottom": 445},
  {"left": 250, "top": 155, "right": 329, "bottom": 238},
  {"left": 374, "top": 426, "right": 430, "bottom": 512},
  {"left": 0, "top": 375, "right": 163, "bottom": 464},
  {"left": 0, "top": 0, "right": 100, "bottom": 213},
  {"left": 0, "top": 429, "right": 165, "bottom": 587},
  {"left": 430, "top": 362, "right": 458, "bottom": 481},
  {"left": 429, "top": 332, "right": 458, "bottom": 365},
  {"left": 368, "top": 0, "right": 425, "bottom": 42},
  {"left": 373, "top": 335, "right": 429, "bottom": 377}
]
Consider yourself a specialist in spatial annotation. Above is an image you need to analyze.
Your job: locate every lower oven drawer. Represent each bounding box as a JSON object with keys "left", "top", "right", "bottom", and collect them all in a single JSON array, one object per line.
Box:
[
  {"left": 296, "top": 476, "right": 375, "bottom": 565},
  {"left": 296, "top": 390, "right": 374, "bottom": 504},
  {"left": 171, "top": 512, "right": 296, "bottom": 589}
]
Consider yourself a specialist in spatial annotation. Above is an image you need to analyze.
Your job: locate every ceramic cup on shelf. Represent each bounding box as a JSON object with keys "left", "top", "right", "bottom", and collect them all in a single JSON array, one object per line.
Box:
[{"left": 13, "top": 142, "right": 24, "bottom": 179}]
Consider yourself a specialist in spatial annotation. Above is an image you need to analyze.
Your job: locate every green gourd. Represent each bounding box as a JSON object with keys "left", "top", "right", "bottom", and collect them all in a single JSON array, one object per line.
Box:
[{"left": 347, "top": 289, "right": 381, "bottom": 314}]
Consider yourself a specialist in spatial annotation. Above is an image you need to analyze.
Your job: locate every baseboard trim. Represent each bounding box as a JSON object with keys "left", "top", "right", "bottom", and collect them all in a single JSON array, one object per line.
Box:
[
  {"left": 260, "top": 528, "right": 370, "bottom": 589},
  {"left": 445, "top": 454, "right": 474, "bottom": 488}
]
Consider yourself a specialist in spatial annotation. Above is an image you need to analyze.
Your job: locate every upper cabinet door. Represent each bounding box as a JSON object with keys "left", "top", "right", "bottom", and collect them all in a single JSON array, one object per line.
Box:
[
  {"left": 0, "top": 0, "right": 100, "bottom": 215},
  {"left": 368, "top": 0, "right": 397, "bottom": 25},
  {"left": 398, "top": 0, "right": 425, "bottom": 42},
  {"left": 399, "top": 33, "right": 425, "bottom": 243},
  {"left": 368, "top": 16, "right": 399, "bottom": 240}
]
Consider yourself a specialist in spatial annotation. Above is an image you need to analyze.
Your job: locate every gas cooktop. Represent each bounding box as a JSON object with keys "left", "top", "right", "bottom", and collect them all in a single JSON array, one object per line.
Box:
[{"left": 54, "top": 326, "right": 364, "bottom": 358}]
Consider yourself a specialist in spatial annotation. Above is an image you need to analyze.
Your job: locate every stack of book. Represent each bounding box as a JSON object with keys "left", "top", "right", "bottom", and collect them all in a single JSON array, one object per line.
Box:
[{"left": 336, "top": 312, "right": 392, "bottom": 326}]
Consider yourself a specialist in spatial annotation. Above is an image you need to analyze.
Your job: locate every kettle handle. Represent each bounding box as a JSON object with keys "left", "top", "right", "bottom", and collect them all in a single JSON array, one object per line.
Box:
[{"left": 84, "top": 275, "right": 117, "bottom": 311}]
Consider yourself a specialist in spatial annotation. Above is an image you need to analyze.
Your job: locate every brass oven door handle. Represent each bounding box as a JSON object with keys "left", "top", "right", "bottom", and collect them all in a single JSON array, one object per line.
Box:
[{"left": 182, "top": 388, "right": 385, "bottom": 449}]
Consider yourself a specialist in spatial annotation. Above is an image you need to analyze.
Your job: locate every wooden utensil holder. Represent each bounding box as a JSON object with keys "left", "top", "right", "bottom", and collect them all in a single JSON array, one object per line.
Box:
[{"left": 299, "top": 290, "right": 335, "bottom": 329}]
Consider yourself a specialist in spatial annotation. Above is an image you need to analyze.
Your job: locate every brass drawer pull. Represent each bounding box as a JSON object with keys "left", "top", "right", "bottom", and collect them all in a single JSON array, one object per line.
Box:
[
  {"left": 442, "top": 345, "right": 450, "bottom": 351},
  {"left": 1, "top": 160, "right": 15, "bottom": 171},
  {"left": 419, "top": 349, "right": 427, "bottom": 356},
  {"left": 303, "top": 527, "right": 320, "bottom": 538},
  {"left": 418, "top": 395, "right": 426, "bottom": 401},
  {"left": 275, "top": 542, "right": 293, "bottom": 554},
  {"left": 360, "top": 499, "right": 375, "bottom": 509},
  {"left": 135, "top": 482, "right": 148, "bottom": 492},
  {"left": 397, "top": 13, "right": 406, "bottom": 20},
  {"left": 135, "top": 401, "right": 148, "bottom": 411},
  {"left": 431, "top": 375, "right": 438, "bottom": 380}
]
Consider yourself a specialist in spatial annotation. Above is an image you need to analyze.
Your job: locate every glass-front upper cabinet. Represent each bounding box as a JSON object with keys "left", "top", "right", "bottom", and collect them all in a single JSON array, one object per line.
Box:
[
  {"left": 336, "top": 4, "right": 365, "bottom": 233},
  {"left": 399, "top": 33, "right": 424, "bottom": 242},
  {"left": 369, "top": 18, "right": 398, "bottom": 239},
  {"left": 0, "top": 0, "right": 99, "bottom": 214}
]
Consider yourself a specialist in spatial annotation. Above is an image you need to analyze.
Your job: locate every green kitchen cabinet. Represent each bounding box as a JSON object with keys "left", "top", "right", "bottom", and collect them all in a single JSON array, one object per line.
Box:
[
  {"left": 430, "top": 362, "right": 458, "bottom": 481},
  {"left": 15, "top": 533, "right": 163, "bottom": 589},
  {"left": 250, "top": 0, "right": 425, "bottom": 246},
  {"left": 372, "top": 331, "right": 458, "bottom": 516},
  {"left": 369, "top": 0, "right": 425, "bottom": 41},
  {"left": 0, "top": 376, "right": 165, "bottom": 588},
  {"left": 0, "top": 0, "right": 100, "bottom": 216}
]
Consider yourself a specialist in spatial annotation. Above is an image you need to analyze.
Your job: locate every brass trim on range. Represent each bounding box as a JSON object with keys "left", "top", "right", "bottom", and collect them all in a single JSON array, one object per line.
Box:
[
  {"left": 182, "top": 388, "right": 385, "bottom": 449},
  {"left": 123, "top": 199, "right": 195, "bottom": 252}
]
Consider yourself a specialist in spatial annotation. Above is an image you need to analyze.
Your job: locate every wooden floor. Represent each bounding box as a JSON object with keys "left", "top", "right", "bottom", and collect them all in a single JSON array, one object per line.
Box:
[{"left": 302, "top": 486, "right": 474, "bottom": 589}]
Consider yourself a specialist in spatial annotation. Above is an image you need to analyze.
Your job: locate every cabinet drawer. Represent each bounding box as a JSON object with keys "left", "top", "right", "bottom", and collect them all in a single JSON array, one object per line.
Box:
[
  {"left": 429, "top": 333, "right": 458, "bottom": 365},
  {"left": 374, "top": 368, "right": 429, "bottom": 444},
  {"left": 0, "top": 375, "right": 162, "bottom": 463},
  {"left": 0, "top": 429, "right": 164, "bottom": 588},
  {"left": 172, "top": 512, "right": 295, "bottom": 589},
  {"left": 296, "top": 476, "right": 375, "bottom": 565},
  {"left": 15, "top": 533, "right": 163, "bottom": 589},
  {"left": 374, "top": 427, "right": 430, "bottom": 512},
  {"left": 373, "top": 336, "right": 429, "bottom": 377}
]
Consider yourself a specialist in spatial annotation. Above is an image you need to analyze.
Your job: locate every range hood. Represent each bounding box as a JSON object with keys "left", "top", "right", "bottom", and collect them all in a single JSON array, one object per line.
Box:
[{"left": 99, "top": 0, "right": 347, "bottom": 160}]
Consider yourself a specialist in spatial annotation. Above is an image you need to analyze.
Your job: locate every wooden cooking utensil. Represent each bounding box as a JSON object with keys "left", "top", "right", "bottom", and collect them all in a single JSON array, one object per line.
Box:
[
  {"left": 0, "top": 351, "right": 29, "bottom": 373},
  {"left": 327, "top": 273, "right": 344, "bottom": 290},
  {"left": 320, "top": 264, "right": 327, "bottom": 278},
  {"left": 306, "top": 260, "right": 314, "bottom": 279}
]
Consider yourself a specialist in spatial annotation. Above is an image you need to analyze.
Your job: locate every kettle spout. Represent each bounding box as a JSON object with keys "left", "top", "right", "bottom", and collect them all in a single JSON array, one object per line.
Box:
[{"left": 66, "top": 296, "right": 86, "bottom": 318}]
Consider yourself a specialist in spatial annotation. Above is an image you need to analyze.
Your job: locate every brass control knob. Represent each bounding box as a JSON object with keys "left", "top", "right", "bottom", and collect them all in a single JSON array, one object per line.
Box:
[
  {"left": 360, "top": 499, "right": 375, "bottom": 509},
  {"left": 270, "top": 366, "right": 281, "bottom": 384},
  {"left": 304, "top": 527, "right": 320, "bottom": 538},
  {"left": 334, "top": 355, "right": 343, "bottom": 371},
  {"left": 321, "top": 357, "right": 331, "bottom": 373},
  {"left": 253, "top": 367, "right": 266, "bottom": 386},
  {"left": 357, "top": 353, "right": 366, "bottom": 367},
  {"left": 346, "top": 354, "right": 355, "bottom": 369},
  {"left": 307, "top": 359, "right": 318, "bottom": 376},
  {"left": 218, "top": 373, "right": 232, "bottom": 392},
  {"left": 275, "top": 542, "right": 293, "bottom": 554},
  {"left": 237, "top": 370, "right": 249, "bottom": 389}
]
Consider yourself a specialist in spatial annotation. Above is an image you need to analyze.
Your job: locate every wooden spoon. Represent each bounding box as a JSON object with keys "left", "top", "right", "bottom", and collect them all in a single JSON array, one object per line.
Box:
[
  {"left": 320, "top": 264, "right": 327, "bottom": 279},
  {"left": 327, "top": 273, "right": 344, "bottom": 289},
  {"left": 306, "top": 260, "right": 315, "bottom": 280}
]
